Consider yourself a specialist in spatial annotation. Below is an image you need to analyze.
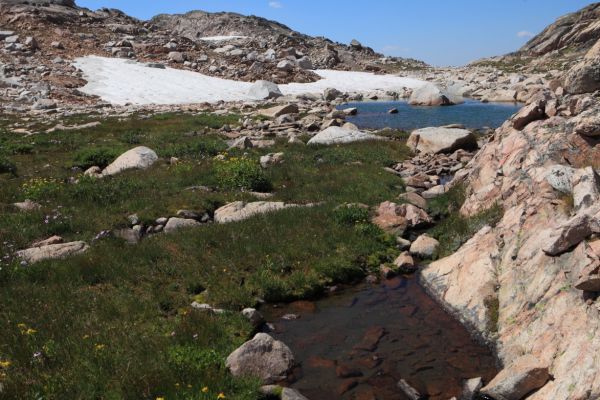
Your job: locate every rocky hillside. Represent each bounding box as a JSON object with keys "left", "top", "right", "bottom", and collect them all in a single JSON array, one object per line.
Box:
[
  {"left": 471, "top": 2, "right": 600, "bottom": 73},
  {"left": 422, "top": 38, "right": 600, "bottom": 399},
  {"left": 0, "top": 0, "right": 427, "bottom": 112},
  {"left": 519, "top": 2, "right": 600, "bottom": 55}
]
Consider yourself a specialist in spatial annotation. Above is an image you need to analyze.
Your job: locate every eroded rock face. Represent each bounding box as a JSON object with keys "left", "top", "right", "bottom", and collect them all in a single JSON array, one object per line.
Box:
[
  {"left": 102, "top": 146, "right": 158, "bottom": 177},
  {"left": 225, "top": 333, "right": 295, "bottom": 384},
  {"left": 407, "top": 127, "right": 477, "bottom": 154}
]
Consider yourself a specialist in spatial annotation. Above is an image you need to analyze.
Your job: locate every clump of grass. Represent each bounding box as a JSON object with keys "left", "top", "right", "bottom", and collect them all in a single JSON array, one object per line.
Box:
[
  {"left": 377, "top": 129, "right": 411, "bottom": 141},
  {"left": 428, "top": 184, "right": 503, "bottom": 259},
  {"left": 160, "top": 136, "right": 226, "bottom": 159},
  {"left": 73, "top": 147, "right": 121, "bottom": 169},
  {"left": 0, "top": 155, "right": 16, "bottom": 175},
  {"left": 21, "top": 177, "right": 63, "bottom": 200},
  {"left": 120, "top": 129, "right": 144, "bottom": 145},
  {"left": 484, "top": 294, "right": 500, "bottom": 334},
  {"left": 333, "top": 204, "right": 370, "bottom": 226},
  {"left": 215, "top": 157, "right": 272, "bottom": 192}
]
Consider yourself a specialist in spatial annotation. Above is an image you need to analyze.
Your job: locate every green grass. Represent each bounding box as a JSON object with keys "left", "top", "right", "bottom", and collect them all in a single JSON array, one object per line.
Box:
[
  {"left": 427, "top": 184, "right": 504, "bottom": 259},
  {"left": 0, "top": 112, "right": 410, "bottom": 399}
]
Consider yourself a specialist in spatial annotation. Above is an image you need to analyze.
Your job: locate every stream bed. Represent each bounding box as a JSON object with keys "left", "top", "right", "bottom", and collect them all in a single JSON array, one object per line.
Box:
[{"left": 262, "top": 276, "right": 498, "bottom": 400}]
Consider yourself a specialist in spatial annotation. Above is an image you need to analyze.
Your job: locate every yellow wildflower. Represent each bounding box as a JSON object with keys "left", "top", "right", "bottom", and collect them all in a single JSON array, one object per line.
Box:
[
  {"left": 25, "top": 328, "right": 37, "bottom": 336},
  {"left": 156, "top": 397, "right": 165, "bottom": 400},
  {"left": 202, "top": 386, "right": 209, "bottom": 393},
  {"left": 0, "top": 360, "right": 11, "bottom": 369},
  {"left": 94, "top": 344, "right": 105, "bottom": 351},
  {"left": 217, "top": 393, "right": 226, "bottom": 399}
]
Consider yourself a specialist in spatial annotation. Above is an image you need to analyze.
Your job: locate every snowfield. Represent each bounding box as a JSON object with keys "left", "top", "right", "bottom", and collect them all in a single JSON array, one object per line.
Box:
[{"left": 74, "top": 56, "right": 427, "bottom": 106}]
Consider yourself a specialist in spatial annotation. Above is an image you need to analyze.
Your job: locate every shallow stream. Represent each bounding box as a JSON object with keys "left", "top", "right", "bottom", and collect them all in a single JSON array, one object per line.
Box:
[{"left": 262, "top": 276, "right": 498, "bottom": 400}]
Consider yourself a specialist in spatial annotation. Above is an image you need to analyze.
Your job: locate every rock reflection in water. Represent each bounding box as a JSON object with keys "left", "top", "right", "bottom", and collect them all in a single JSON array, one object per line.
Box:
[{"left": 262, "top": 276, "right": 498, "bottom": 400}]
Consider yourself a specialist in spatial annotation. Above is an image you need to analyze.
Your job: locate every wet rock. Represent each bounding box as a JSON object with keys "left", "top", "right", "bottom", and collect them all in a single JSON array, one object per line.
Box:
[
  {"left": 102, "top": 146, "right": 158, "bottom": 177},
  {"left": 407, "top": 127, "right": 477, "bottom": 154},
  {"left": 164, "top": 218, "right": 201, "bottom": 233},
  {"left": 249, "top": 80, "right": 283, "bottom": 99},
  {"left": 480, "top": 355, "right": 550, "bottom": 400},
  {"left": 394, "top": 251, "right": 415, "bottom": 272},
  {"left": 397, "top": 379, "right": 423, "bottom": 400},
  {"left": 461, "top": 377, "right": 483, "bottom": 400},
  {"left": 226, "top": 333, "right": 295, "bottom": 384},
  {"left": 409, "top": 84, "right": 452, "bottom": 106},
  {"left": 242, "top": 308, "right": 265, "bottom": 327},
  {"left": 338, "top": 379, "right": 359, "bottom": 395},
  {"left": 282, "top": 388, "right": 310, "bottom": 400},
  {"left": 336, "top": 364, "right": 363, "bottom": 378},
  {"left": 353, "top": 326, "right": 385, "bottom": 351},
  {"left": 17, "top": 241, "right": 89, "bottom": 264},
  {"left": 307, "top": 126, "right": 381, "bottom": 145},
  {"left": 409, "top": 234, "right": 439, "bottom": 258}
]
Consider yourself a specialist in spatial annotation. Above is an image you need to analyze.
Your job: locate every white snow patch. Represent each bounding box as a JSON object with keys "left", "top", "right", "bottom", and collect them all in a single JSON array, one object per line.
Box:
[
  {"left": 74, "top": 56, "right": 427, "bottom": 106},
  {"left": 199, "top": 35, "right": 249, "bottom": 42}
]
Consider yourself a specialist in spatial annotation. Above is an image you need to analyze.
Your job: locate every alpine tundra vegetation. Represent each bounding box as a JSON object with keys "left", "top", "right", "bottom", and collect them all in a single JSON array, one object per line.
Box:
[{"left": 1, "top": 1, "right": 600, "bottom": 399}]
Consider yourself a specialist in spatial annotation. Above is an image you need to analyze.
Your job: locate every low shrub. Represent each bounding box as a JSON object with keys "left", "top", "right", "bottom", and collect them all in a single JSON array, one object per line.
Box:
[
  {"left": 215, "top": 157, "right": 272, "bottom": 192},
  {"left": 73, "top": 147, "right": 120, "bottom": 169},
  {"left": 0, "top": 155, "right": 16, "bottom": 175}
]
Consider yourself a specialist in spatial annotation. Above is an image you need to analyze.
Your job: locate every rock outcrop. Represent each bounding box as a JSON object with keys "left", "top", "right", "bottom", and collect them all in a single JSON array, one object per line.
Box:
[
  {"left": 420, "top": 60, "right": 600, "bottom": 398},
  {"left": 17, "top": 241, "right": 89, "bottom": 264}
]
